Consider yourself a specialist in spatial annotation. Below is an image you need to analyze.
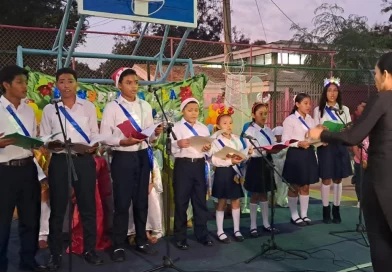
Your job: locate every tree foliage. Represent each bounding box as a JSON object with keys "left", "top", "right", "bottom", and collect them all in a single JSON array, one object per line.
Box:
[
  {"left": 0, "top": 0, "right": 88, "bottom": 72},
  {"left": 290, "top": 3, "right": 385, "bottom": 70},
  {"left": 98, "top": 0, "right": 250, "bottom": 78}
]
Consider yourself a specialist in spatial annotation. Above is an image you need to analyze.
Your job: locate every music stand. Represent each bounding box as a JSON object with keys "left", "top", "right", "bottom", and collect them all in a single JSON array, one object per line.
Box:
[
  {"left": 244, "top": 138, "right": 307, "bottom": 264},
  {"left": 53, "top": 101, "right": 79, "bottom": 272},
  {"left": 142, "top": 86, "right": 184, "bottom": 272}
]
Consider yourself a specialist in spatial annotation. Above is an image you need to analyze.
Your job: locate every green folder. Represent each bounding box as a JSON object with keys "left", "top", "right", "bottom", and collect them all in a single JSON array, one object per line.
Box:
[
  {"left": 2, "top": 133, "right": 44, "bottom": 149},
  {"left": 323, "top": 121, "right": 345, "bottom": 132}
]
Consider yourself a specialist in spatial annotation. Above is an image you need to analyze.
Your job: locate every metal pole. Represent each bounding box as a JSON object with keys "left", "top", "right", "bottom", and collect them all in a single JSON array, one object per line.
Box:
[
  {"left": 64, "top": 15, "right": 85, "bottom": 68},
  {"left": 56, "top": 0, "right": 73, "bottom": 69},
  {"left": 132, "top": 23, "right": 149, "bottom": 56}
]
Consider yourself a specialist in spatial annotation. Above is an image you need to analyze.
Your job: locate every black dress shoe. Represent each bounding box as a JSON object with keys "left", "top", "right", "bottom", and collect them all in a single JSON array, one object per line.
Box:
[
  {"left": 198, "top": 236, "right": 214, "bottom": 247},
  {"left": 83, "top": 251, "right": 104, "bottom": 266},
  {"left": 233, "top": 231, "right": 245, "bottom": 242},
  {"left": 176, "top": 240, "right": 189, "bottom": 250},
  {"left": 111, "top": 248, "right": 125, "bottom": 262},
  {"left": 47, "top": 255, "right": 62, "bottom": 271},
  {"left": 332, "top": 205, "right": 342, "bottom": 224},
  {"left": 323, "top": 205, "right": 332, "bottom": 224},
  {"left": 19, "top": 262, "right": 48, "bottom": 272},
  {"left": 136, "top": 244, "right": 158, "bottom": 256}
]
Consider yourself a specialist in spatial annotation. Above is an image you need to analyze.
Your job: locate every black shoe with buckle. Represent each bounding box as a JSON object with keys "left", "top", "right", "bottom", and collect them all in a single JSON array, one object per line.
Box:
[
  {"left": 47, "top": 255, "right": 62, "bottom": 271},
  {"left": 19, "top": 261, "right": 48, "bottom": 272},
  {"left": 176, "top": 240, "right": 189, "bottom": 250},
  {"left": 332, "top": 205, "right": 342, "bottom": 224},
  {"left": 83, "top": 251, "right": 104, "bottom": 266},
  {"left": 136, "top": 244, "right": 158, "bottom": 255},
  {"left": 111, "top": 248, "right": 125, "bottom": 262}
]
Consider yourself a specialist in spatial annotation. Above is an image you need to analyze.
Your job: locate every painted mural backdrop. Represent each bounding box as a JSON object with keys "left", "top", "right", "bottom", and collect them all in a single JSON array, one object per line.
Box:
[{"left": 25, "top": 70, "right": 208, "bottom": 124}]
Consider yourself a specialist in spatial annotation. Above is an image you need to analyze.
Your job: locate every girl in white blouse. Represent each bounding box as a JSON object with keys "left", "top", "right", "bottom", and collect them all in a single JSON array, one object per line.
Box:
[
  {"left": 210, "top": 113, "right": 249, "bottom": 243},
  {"left": 313, "top": 78, "right": 352, "bottom": 224},
  {"left": 282, "top": 93, "right": 319, "bottom": 226},
  {"left": 244, "top": 103, "right": 278, "bottom": 237}
]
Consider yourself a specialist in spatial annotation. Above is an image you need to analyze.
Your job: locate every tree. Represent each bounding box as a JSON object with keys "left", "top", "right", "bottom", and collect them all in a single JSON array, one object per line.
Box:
[
  {"left": 290, "top": 3, "right": 384, "bottom": 70},
  {"left": 98, "top": 0, "right": 250, "bottom": 78},
  {"left": 252, "top": 40, "right": 267, "bottom": 46},
  {"left": 0, "top": 0, "right": 88, "bottom": 72}
]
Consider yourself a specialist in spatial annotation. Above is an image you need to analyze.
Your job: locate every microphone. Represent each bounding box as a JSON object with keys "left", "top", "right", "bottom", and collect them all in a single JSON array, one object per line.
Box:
[
  {"left": 328, "top": 106, "right": 344, "bottom": 115},
  {"left": 148, "top": 87, "right": 161, "bottom": 93},
  {"left": 51, "top": 98, "right": 62, "bottom": 104},
  {"left": 241, "top": 132, "right": 256, "bottom": 141}
]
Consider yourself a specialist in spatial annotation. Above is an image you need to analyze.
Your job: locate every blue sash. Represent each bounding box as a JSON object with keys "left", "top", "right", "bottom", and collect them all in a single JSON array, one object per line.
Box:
[
  {"left": 6, "top": 105, "right": 30, "bottom": 137},
  {"left": 115, "top": 101, "right": 154, "bottom": 170},
  {"left": 183, "top": 122, "right": 209, "bottom": 183},
  {"left": 325, "top": 106, "right": 338, "bottom": 121},
  {"left": 217, "top": 139, "right": 243, "bottom": 177},
  {"left": 59, "top": 106, "right": 90, "bottom": 144},
  {"left": 259, "top": 129, "right": 272, "bottom": 145},
  {"left": 298, "top": 116, "right": 310, "bottom": 130}
]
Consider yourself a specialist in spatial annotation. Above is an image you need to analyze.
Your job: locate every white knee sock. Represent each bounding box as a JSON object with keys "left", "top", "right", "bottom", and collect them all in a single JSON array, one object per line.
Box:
[
  {"left": 232, "top": 208, "right": 242, "bottom": 236},
  {"left": 288, "top": 196, "right": 300, "bottom": 221},
  {"left": 216, "top": 210, "right": 227, "bottom": 239},
  {"left": 333, "top": 183, "right": 342, "bottom": 206},
  {"left": 250, "top": 203, "right": 258, "bottom": 230},
  {"left": 299, "top": 195, "right": 310, "bottom": 220},
  {"left": 321, "top": 184, "right": 331, "bottom": 207},
  {"left": 259, "top": 201, "right": 270, "bottom": 229}
]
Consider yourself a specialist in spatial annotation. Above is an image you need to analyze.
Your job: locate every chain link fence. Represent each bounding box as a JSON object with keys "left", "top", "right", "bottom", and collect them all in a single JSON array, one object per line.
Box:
[{"left": 0, "top": 24, "right": 377, "bottom": 128}]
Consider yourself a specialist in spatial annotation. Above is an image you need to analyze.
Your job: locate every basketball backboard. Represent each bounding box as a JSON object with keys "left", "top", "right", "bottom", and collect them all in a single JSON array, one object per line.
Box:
[{"left": 77, "top": 0, "right": 197, "bottom": 28}]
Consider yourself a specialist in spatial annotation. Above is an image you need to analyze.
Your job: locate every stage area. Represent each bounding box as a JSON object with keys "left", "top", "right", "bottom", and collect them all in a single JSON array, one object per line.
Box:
[{"left": 7, "top": 180, "right": 372, "bottom": 272}]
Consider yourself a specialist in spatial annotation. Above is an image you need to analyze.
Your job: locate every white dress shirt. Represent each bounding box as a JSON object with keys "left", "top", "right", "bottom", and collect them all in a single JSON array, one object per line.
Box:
[
  {"left": 100, "top": 96, "right": 156, "bottom": 152},
  {"left": 211, "top": 133, "right": 249, "bottom": 167},
  {"left": 0, "top": 96, "right": 36, "bottom": 163},
  {"left": 34, "top": 158, "right": 46, "bottom": 181},
  {"left": 313, "top": 104, "right": 351, "bottom": 126},
  {"left": 171, "top": 118, "right": 212, "bottom": 159},
  {"left": 282, "top": 111, "right": 316, "bottom": 148},
  {"left": 40, "top": 97, "right": 99, "bottom": 145},
  {"left": 245, "top": 123, "right": 275, "bottom": 157}
]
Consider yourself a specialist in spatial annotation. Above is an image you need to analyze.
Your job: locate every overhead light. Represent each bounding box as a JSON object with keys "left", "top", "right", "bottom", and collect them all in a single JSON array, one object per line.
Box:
[{"left": 201, "top": 64, "right": 223, "bottom": 69}]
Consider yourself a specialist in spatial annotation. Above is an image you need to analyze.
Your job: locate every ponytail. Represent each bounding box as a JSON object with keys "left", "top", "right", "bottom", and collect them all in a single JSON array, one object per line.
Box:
[{"left": 290, "top": 105, "right": 298, "bottom": 115}]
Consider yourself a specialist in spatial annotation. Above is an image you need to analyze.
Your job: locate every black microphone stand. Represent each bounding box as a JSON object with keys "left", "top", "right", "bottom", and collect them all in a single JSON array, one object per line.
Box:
[
  {"left": 328, "top": 110, "right": 369, "bottom": 247},
  {"left": 142, "top": 86, "right": 185, "bottom": 272},
  {"left": 244, "top": 137, "right": 307, "bottom": 264},
  {"left": 53, "top": 101, "right": 79, "bottom": 272}
]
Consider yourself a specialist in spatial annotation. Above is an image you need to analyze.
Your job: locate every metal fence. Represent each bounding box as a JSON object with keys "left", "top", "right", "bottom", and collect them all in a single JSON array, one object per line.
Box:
[{"left": 0, "top": 24, "right": 376, "bottom": 127}]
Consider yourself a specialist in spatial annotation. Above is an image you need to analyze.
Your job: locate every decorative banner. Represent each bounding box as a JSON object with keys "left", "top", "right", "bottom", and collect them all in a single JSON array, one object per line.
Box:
[{"left": 26, "top": 70, "right": 208, "bottom": 122}]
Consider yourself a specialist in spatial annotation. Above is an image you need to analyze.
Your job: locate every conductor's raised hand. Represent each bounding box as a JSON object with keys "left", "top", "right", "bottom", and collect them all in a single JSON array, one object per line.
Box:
[
  {"left": 307, "top": 126, "right": 324, "bottom": 140},
  {"left": 202, "top": 144, "right": 211, "bottom": 152},
  {"left": 0, "top": 133, "right": 16, "bottom": 148},
  {"left": 120, "top": 136, "right": 144, "bottom": 147},
  {"left": 177, "top": 139, "right": 190, "bottom": 148}
]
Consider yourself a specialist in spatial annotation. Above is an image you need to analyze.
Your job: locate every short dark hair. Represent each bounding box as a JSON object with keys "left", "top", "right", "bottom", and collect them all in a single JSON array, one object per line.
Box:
[
  {"left": 118, "top": 69, "right": 137, "bottom": 84},
  {"left": 56, "top": 68, "right": 78, "bottom": 81},
  {"left": 0, "top": 65, "right": 29, "bottom": 93}
]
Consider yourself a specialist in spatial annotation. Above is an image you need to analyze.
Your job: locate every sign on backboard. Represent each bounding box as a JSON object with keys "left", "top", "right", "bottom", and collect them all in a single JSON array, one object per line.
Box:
[{"left": 77, "top": 0, "right": 197, "bottom": 28}]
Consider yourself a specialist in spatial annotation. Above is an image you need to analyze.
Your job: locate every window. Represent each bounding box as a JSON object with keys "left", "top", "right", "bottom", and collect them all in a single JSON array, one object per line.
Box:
[
  {"left": 254, "top": 55, "right": 265, "bottom": 65},
  {"left": 288, "top": 54, "right": 301, "bottom": 65},
  {"left": 277, "top": 53, "right": 289, "bottom": 64},
  {"left": 265, "top": 53, "right": 272, "bottom": 65},
  {"left": 301, "top": 54, "right": 308, "bottom": 65}
]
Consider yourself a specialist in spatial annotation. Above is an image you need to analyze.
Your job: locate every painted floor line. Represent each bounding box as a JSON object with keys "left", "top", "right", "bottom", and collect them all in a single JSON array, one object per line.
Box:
[{"left": 336, "top": 262, "right": 372, "bottom": 272}]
